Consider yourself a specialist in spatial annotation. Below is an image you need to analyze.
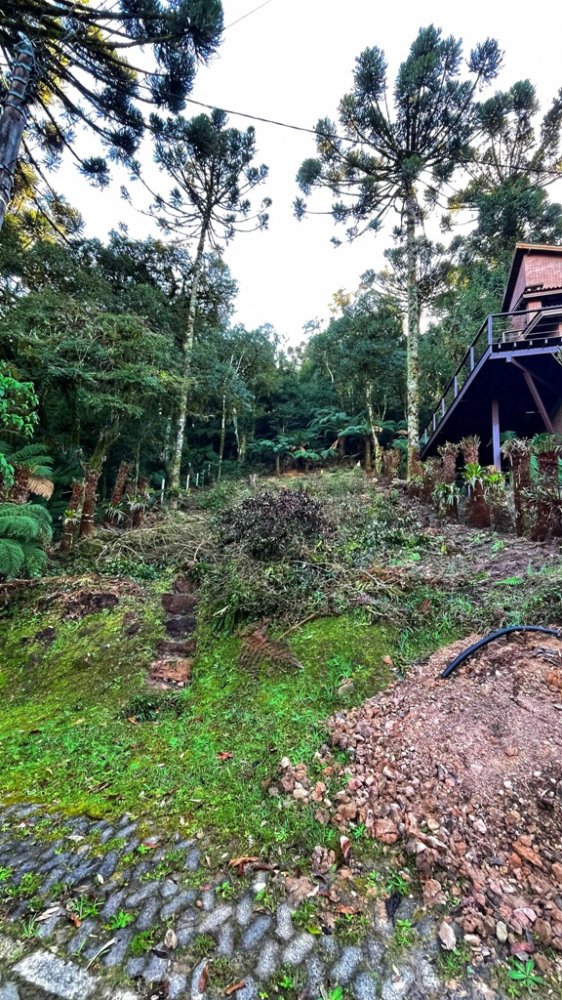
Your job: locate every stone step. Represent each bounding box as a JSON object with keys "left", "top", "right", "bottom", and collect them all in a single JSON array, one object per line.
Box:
[
  {"left": 156, "top": 638, "right": 196, "bottom": 657},
  {"left": 149, "top": 656, "right": 192, "bottom": 686},
  {"left": 165, "top": 614, "right": 196, "bottom": 638},
  {"left": 162, "top": 593, "right": 197, "bottom": 615}
]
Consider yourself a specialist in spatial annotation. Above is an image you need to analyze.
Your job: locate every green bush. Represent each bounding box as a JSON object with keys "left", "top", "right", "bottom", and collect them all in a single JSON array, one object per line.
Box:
[{"left": 0, "top": 503, "right": 53, "bottom": 578}]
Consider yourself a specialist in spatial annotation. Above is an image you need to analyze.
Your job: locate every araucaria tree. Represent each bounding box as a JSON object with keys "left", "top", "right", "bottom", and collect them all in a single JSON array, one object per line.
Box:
[
  {"left": 295, "top": 26, "right": 501, "bottom": 477},
  {"left": 151, "top": 109, "right": 270, "bottom": 491},
  {"left": 0, "top": 0, "right": 224, "bottom": 230}
]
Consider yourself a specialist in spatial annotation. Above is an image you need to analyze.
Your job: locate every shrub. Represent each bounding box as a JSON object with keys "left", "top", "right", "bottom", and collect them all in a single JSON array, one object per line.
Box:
[
  {"left": 221, "top": 488, "right": 332, "bottom": 561},
  {"left": 0, "top": 503, "right": 53, "bottom": 578}
]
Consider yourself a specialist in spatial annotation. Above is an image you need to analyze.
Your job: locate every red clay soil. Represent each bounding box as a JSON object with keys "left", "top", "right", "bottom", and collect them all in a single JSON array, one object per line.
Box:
[
  {"left": 324, "top": 631, "right": 562, "bottom": 953},
  {"left": 278, "top": 630, "right": 562, "bottom": 962}
]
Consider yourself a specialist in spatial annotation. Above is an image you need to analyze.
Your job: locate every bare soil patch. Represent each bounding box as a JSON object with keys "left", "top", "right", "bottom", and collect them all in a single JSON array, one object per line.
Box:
[{"left": 325, "top": 631, "right": 562, "bottom": 956}]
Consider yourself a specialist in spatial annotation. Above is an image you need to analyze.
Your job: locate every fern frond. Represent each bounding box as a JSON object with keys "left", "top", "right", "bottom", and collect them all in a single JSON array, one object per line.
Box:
[
  {"left": 26, "top": 476, "right": 54, "bottom": 500},
  {"left": 238, "top": 625, "right": 302, "bottom": 673},
  {"left": 19, "top": 543, "right": 48, "bottom": 577},
  {"left": 0, "top": 538, "right": 25, "bottom": 577}
]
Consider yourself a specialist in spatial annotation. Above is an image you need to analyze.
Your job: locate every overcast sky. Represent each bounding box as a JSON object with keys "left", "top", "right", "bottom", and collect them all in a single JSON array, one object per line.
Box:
[{"left": 61, "top": 0, "right": 562, "bottom": 345}]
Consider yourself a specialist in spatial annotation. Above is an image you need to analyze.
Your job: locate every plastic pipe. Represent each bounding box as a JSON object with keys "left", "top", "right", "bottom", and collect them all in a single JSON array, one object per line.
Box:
[{"left": 441, "top": 625, "right": 562, "bottom": 679}]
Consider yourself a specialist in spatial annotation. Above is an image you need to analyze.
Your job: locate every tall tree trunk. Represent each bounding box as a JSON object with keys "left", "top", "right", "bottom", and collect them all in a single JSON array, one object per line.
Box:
[
  {"left": 0, "top": 36, "right": 34, "bottom": 233},
  {"left": 232, "top": 405, "right": 240, "bottom": 460},
  {"left": 364, "top": 436, "right": 372, "bottom": 472},
  {"left": 365, "top": 385, "right": 382, "bottom": 475},
  {"left": 405, "top": 193, "right": 420, "bottom": 480},
  {"left": 169, "top": 224, "right": 208, "bottom": 493},
  {"left": 218, "top": 393, "right": 227, "bottom": 482},
  {"left": 275, "top": 451, "right": 281, "bottom": 477},
  {"left": 10, "top": 466, "right": 30, "bottom": 504},
  {"left": 78, "top": 426, "right": 118, "bottom": 537},
  {"left": 111, "top": 461, "right": 130, "bottom": 506},
  {"left": 79, "top": 468, "right": 102, "bottom": 538},
  {"left": 60, "top": 480, "right": 84, "bottom": 554}
]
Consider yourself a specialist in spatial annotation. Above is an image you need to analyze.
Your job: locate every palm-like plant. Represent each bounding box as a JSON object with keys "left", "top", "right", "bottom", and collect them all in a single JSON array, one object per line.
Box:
[
  {"left": 0, "top": 502, "right": 53, "bottom": 578},
  {"left": 0, "top": 441, "right": 54, "bottom": 502}
]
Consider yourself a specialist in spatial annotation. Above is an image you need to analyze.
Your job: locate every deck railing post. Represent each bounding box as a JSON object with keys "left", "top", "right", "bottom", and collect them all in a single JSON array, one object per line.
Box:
[
  {"left": 487, "top": 314, "right": 493, "bottom": 345},
  {"left": 470, "top": 346, "right": 475, "bottom": 371},
  {"left": 453, "top": 375, "right": 458, "bottom": 398},
  {"left": 441, "top": 399, "right": 446, "bottom": 417},
  {"left": 432, "top": 414, "right": 437, "bottom": 431}
]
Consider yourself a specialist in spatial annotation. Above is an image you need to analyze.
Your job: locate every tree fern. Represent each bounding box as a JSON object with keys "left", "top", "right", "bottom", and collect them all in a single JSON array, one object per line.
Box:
[{"left": 0, "top": 503, "right": 53, "bottom": 579}]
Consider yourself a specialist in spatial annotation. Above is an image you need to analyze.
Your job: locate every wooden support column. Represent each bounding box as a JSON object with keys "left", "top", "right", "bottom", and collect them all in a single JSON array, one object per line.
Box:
[
  {"left": 491, "top": 399, "right": 501, "bottom": 470},
  {"left": 521, "top": 368, "right": 555, "bottom": 434}
]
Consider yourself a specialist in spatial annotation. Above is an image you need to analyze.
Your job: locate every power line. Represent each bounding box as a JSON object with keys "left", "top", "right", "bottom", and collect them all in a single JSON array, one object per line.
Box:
[
  {"left": 224, "top": 0, "right": 274, "bottom": 30},
  {"left": 183, "top": 95, "right": 562, "bottom": 179}
]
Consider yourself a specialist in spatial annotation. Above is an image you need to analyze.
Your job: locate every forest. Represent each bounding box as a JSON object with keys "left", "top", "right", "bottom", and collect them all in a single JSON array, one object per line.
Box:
[{"left": 1, "top": 6, "right": 562, "bottom": 1000}]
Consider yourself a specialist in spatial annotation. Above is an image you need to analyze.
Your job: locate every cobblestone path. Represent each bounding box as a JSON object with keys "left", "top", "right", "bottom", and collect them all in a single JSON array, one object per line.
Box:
[{"left": 0, "top": 804, "right": 504, "bottom": 1000}]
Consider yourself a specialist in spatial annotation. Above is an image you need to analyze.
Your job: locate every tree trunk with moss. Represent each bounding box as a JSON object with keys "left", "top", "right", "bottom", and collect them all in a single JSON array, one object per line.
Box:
[
  {"left": 60, "top": 479, "right": 84, "bottom": 553},
  {"left": 0, "top": 36, "right": 34, "bottom": 233},
  {"left": 405, "top": 193, "right": 420, "bottom": 480},
  {"left": 169, "top": 224, "right": 208, "bottom": 494},
  {"left": 111, "top": 461, "right": 130, "bottom": 506}
]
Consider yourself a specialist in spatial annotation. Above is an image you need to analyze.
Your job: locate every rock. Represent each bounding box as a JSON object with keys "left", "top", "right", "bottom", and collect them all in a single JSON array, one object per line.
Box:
[
  {"left": 236, "top": 896, "right": 253, "bottom": 927},
  {"left": 136, "top": 896, "right": 162, "bottom": 930},
  {"left": 374, "top": 819, "right": 398, "bottom": 844},
  {"left": 283, "top": 932, "right": 315, "bottom": 966},
  {"left": 352, "top": 973, "right": 377, "bottom": 1000},
  {"left": 438, "top": 920, "right": 457, "bottom": 951},
  {"left": 496, "top": 921, "right": 508, "bottom": 943},
  {"left": 161, "top": 890, "right": 197, "bottom": 920},
  {"left": 217, "top": 923, "right": 234, "bottom": 957},
  {"left": 162, "top": 593, "right": 197, "bottom": 614},
  {"left": 168, "top": 973, "right": 189, "bottom": 999},
  {"left": 275, "top": 904, "right": 295, "bottom": 942},
  {"left": 186, "top": 848, "right": 201, "bottom": 871},
  {"left": 241, "top": 915, "right": 272, "bottom": 951},
  {"left": 422, "top": 878, "right": 446, "bottom": 907},
  {"left": 13, "top": 950, "right": 98, "bottom": 1000},
  {"left": 0, "top": 986, "right": 20, "bottom": 1000},
  {"left": 256, "top": 939, "right": 280, "bottom": 979},
  {"left": 144, "top": 952, "right": 169, "bottom": 983},
  {"left": 126, "top": 882, "right": 160, "bottom": 907},
  {"left": 199, "top": 904, "right": 234, "bottom": 934},
  {"left": 330, "top": 946, "right": 363, "bottom": 985},
  {"left": 102, "top": 929, "right": 133, "bottom": 967},
  {"left": 380, "top": 966, "right": 415, "bottom": 1000}
]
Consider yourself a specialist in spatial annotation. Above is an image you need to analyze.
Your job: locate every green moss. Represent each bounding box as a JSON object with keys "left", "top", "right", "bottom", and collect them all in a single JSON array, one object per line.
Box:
[{"left": 0, "top": 584, "right": 394, "bottom": 865}]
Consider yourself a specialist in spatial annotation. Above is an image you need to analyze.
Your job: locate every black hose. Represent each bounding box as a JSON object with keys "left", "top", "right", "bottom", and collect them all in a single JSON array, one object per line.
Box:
[{"left": 440, "top": 624, "right": 562, "bottom": 679}]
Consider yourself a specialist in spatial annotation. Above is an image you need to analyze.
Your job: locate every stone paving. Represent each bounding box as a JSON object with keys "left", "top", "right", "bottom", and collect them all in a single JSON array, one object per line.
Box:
[{"left": 0, "top": 804, "right": 505, "bottom": 999}]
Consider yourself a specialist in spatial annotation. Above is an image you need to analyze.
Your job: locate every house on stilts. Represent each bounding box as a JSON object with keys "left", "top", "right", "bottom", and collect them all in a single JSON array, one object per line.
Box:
[{"left": 420, "top": 243, "right": 562, "bottom": 467}]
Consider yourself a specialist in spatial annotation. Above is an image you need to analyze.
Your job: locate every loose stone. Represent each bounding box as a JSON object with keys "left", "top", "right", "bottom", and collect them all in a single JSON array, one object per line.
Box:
[
  {"left": 306, "top": 954, "right": 326, "bottom": 994},
  {"left": 236, "top": 896, "right": 253, "bottom": 927},
  {"left": 256, "top": 939, "right": 280, "bottom": 979},
  {"left": 127, "top": 882, "right": 160, "bottom": 907},
  {"left": 283, "top": 932, "right": 315, "bottom": 966},
  {"left": 136, "top": 896, "right": 162, "bottom": 930},
  {"left": 160, "top": 879, "right": 179, "bottom": 899},
  {"left": 0, "top": 985, "right": 20, "bottom": 1000},
  {"left": 275, "top": 903, "right": 295, "bottom": 942},
  {"left": 102, "top": 929, "right": 133, "bottom": 967},
  {"left": 143, "top": 952, "right": 169, "bottom": 982},
  {"left": 352, "top": 972, "right": 378, "bottom": 1000},
  {"left": 241, "top": 915, "right": 272, "bottom": 951},
  {"left": 160, "top": 889, "right": 197, "bottom": 920},
  {"left": 101, "top": 888, "right": 126, "bottom": 919},
  {"left": 199, "top": 904, "right": 234, "bottom": 934},
  {"left": 380, "top": 966, "right": 415, "bottom": 1000},
  {"left": 13, "top": 950, "right": 98, "bottom": 1000},
  {"left": 168, "top": 973, "right": 188, "bottom": 999},
  {"left": 330, "top": 946, "right": 363, "bottom": 985},
  {"left": 201, "top": 889, "right": 215, "bottom": 912},
  {"left": 217, "top": 922, "right": 235, "bottom": 957},
  {"left": 186, "top": 848, "right": 201, "bottom": 871}
]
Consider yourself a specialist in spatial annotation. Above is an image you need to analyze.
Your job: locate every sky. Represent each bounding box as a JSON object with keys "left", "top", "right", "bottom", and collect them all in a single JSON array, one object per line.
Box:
[{"left": 59, "top": 0, "right": 562, "bottom": 345}]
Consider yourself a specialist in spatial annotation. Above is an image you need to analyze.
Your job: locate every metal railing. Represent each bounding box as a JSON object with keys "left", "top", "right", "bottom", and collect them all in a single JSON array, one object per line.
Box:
[{"left": 420, "top": 305, "right": 562, "bottom": 447}]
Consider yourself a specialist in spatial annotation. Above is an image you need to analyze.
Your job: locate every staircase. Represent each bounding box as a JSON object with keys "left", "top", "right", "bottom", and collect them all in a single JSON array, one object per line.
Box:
[{"left": 420, "top": 305, "right": 562, "bottom": 464}]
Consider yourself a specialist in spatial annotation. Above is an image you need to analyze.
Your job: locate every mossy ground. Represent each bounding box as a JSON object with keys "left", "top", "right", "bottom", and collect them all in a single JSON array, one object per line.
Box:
[{"left": 0, "top": 584, "right": 392, "bottom": 864}]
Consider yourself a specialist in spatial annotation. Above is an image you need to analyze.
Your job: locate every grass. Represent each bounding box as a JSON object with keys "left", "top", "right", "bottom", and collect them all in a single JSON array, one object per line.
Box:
[{"left": 0, "top": 584, "right": 393, "bottom": 864}]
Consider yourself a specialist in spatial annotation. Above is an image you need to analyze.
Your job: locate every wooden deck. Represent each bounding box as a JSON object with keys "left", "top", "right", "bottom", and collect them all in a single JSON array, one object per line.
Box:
[{"left": 420, "top": 306, "right": 562, "bottom": 465}]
